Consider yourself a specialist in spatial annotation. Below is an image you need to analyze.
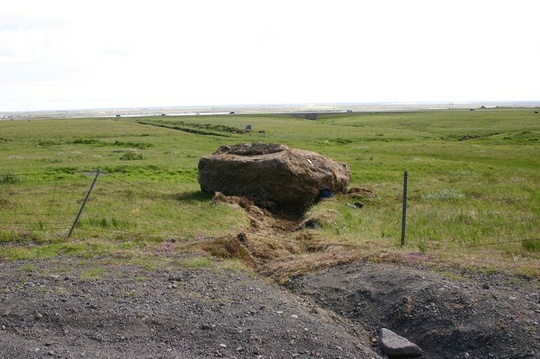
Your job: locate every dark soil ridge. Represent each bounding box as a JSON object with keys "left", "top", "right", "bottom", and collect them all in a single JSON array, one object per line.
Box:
[{"left": 287, "top": 261, "right": 540, "bottom": 359}]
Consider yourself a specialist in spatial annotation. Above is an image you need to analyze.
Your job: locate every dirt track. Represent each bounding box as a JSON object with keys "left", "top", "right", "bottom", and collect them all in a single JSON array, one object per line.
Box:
[{"left": 1, "top": 256, "right": 539, "bottom": 359}]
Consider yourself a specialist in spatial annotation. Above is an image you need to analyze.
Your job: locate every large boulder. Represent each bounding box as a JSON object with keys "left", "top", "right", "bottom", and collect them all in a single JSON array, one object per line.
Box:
[{"left": 198, "top": 143, "right": 351, "bottom": 214}]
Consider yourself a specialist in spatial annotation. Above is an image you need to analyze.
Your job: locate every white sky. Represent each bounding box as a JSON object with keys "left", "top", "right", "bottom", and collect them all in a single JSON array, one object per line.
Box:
[{"left": 1, "top": 0, "right": 539, "bottom": 111}]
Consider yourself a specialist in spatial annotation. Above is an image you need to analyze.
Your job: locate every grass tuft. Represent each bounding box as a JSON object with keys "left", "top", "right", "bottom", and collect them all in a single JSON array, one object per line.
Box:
[
  {"left": 80, "top": 268, "right": 106, "bottom": 280},
  {"left": 0, "top": 172, "right": 19, "bottom": 184},
  {"left": 522, "top": 239, "right": 540, "bottom": 252},
  {"left": 119, "top": 152, "right": 144, "bottom": 160},
  {"left": 421, "top": 188, "right": 465, "bottom": 201}
]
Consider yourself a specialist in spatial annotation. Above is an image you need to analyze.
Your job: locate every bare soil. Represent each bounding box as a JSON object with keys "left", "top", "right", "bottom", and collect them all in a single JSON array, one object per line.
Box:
[
  {"left": 0, "top": 257, "right": 379, "bottom": 359},
  {"left": 1, "top": 257, "right": 539, "bottom": 359}
]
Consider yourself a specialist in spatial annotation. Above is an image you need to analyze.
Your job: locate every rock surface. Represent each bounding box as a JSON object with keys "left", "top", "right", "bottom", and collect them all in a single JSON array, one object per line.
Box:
[
  {"left": 378, "top": 328, "right": 422, "bottom": 357},
  {"left": 198, "top": 143, "right": 351, "bottom": 214}
]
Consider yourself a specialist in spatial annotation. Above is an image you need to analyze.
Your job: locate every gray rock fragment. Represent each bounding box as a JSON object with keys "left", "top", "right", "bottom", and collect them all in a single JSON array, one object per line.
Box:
[{"left": 379, "top": 328, "right": 422, "bottom": 358}]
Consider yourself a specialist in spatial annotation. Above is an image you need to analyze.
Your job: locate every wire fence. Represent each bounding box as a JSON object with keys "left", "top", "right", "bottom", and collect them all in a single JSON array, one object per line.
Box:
[
  {"left": 0, "top": 174, "right": 85, "bottom": 238},
  {"left": 1, "top": 170, "right": 538, "bottom": 251},
  {"left": 0, "top": 170, "right": 207, "bottom": 241}
]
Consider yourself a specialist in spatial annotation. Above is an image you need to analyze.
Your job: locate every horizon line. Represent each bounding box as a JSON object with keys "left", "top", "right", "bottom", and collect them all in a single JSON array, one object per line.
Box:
[{"left": 2, "top": 100, "right": 540, "bottom": 117}]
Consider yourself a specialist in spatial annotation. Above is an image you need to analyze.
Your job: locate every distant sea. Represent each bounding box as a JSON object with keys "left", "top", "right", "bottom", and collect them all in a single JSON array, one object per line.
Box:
[{"left": 2, "top": 101, "right": 539, "bottom": 119}]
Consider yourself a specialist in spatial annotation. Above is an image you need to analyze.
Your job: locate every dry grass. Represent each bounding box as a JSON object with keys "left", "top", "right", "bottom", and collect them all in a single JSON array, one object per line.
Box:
[{"left": 188, "top": 198, "right": 540, "bottom": 282}]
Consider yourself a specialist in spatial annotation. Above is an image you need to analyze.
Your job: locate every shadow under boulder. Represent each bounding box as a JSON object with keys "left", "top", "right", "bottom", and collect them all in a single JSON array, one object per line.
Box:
[{"left": 198, "top": 143, "right": 351, "bottom": 216}]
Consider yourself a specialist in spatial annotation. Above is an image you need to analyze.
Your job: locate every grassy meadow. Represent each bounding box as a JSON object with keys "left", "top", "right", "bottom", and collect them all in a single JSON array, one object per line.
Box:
[{"left": 0, "top": 109, "right": 539, "bottom": 278}]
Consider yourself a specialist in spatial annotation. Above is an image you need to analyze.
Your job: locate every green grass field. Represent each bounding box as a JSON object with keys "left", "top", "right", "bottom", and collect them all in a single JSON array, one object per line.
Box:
[{"left": 1, "top": 109, "right": 539, "bottom": 277}]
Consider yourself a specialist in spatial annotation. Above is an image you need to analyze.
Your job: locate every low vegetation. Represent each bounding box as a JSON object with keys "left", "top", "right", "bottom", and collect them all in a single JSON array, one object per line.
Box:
[{"left": 0, "top": 109, "right": 539, "bottom": 278}]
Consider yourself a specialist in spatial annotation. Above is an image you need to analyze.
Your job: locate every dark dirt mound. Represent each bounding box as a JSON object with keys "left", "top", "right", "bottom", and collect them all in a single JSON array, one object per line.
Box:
[
  {"left": 2, "top": 257, "right": 539, "bottom": 359},
  {"left": 287, "top": 261, "right": 540, "bottom": 359}
]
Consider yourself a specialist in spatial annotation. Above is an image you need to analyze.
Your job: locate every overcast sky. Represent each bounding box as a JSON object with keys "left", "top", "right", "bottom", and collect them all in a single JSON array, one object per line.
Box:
[{"left": 1, "top": 0, "right": 539, "bottom": 112}]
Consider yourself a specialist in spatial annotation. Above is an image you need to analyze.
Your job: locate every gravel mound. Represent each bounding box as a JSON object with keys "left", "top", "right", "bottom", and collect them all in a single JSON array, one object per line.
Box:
[
  {"left": 2, "top": 257, "right": 539, "bottom": 358},
  {"left": 0, "top": 258, "right": 379, "bottom": 359}
]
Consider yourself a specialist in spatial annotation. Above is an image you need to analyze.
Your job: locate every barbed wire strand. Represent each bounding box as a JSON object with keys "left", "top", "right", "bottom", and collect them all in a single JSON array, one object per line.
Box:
[
  {"left": 1, "top": 171, "right": 215, "bottom": 237},
  {"left": 2, "top": 172, "right": 538, "bottom": 248}
]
